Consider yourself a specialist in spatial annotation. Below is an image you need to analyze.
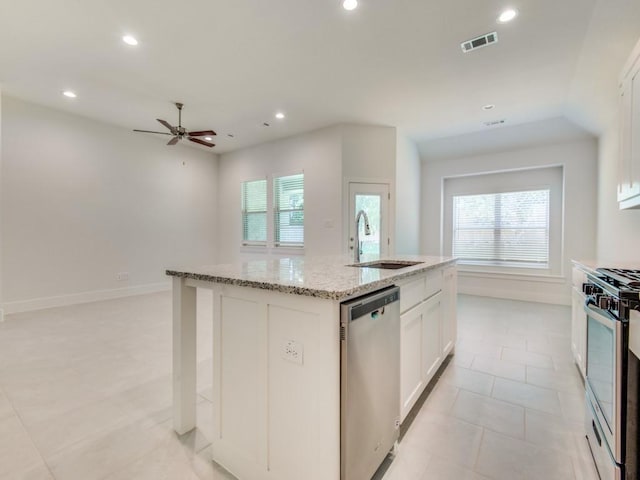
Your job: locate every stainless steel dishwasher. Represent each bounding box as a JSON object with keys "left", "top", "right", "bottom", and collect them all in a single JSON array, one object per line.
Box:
[{"left": 340, "top": 286, "right": 400, "bottom": 480}]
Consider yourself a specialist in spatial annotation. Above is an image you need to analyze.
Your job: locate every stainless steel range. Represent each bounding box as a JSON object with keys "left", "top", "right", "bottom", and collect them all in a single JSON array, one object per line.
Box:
[{"left": 583, "top": 268, "right": 640, "bottom": 480}]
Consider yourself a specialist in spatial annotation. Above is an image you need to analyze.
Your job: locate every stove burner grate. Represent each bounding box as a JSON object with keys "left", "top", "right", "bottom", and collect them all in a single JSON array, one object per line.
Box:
[{"left": 597, "top": 268, "right": 640, "bottom": 288}]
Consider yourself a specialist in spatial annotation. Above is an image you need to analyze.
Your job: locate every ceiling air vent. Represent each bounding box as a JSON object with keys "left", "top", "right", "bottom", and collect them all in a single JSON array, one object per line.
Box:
[
  {"left": 484, "top": 119, "right": 506, "bottom": 127},
  {"left": 461, "top": 32, "right": 498, "bottom": 53}
]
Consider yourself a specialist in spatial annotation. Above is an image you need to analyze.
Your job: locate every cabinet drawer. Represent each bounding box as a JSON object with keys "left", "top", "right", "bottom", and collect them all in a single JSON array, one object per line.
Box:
[
  {"left": 400, "top": 277, "right": 426, "bottom": 314},
  {"left": 425, "top": 269, "right": 443, "bottom": 299}
]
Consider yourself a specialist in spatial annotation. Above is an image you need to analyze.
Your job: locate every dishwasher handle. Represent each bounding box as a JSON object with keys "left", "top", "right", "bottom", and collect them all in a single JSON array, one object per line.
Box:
[{"left": 342, "top": 286, "right": 400, "bottom": 322}]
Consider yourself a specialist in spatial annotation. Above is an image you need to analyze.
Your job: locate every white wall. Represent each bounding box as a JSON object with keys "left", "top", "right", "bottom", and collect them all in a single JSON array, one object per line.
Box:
[
  {"left": 341, "top": 125, "right": 396, "bottom": 180},
  {"left": 1, "top": 96, "right": 219, "bottom": 312},
  {"left": 421, "top": 138, "right": 598, "bottom": 305},
  {"left": 0, "top": 90, "right": 3, "bottom": 312},
  {"left": 216, "top": 126, "right": 343, "bottom": 262},
  {"left": 395, "top": 132, "right": 420, "bottom": 254},
  {"left": 596, "top": 122, "right": 640, "bottom": 261},
  {"left": 341, "top": 124, "right": 397, "bottom": 255}
]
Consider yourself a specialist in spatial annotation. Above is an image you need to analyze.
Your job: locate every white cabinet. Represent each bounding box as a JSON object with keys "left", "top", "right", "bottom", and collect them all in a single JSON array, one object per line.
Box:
[
  {"left": 399, "top": 265, "right": 456, "bottom": 422},
  {"left": 441, "top": 266, "right": 457, "bottom": 356},
  {"left": 571, "top": 267, "right": 587, "bottom": 378},
  {"left": 618, "top": 38, "right": 640, "bottom": 209},
  {"left": 400, "top": 299, "right": 427, "bottom": 419},
  {"left": 422, "top": 293, "right": 443, "bottom": 381}
]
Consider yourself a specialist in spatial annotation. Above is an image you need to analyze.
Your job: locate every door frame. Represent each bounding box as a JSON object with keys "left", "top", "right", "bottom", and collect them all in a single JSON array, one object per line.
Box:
[{"left": 343, "top": 177, "right": 395, "bottom": 256}]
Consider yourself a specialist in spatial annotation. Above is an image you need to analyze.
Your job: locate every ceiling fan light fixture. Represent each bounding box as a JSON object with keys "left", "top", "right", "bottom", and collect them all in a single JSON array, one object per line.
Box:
[
  {"left": 63, "top": 90, "right": 77, "bottom": 98},
  {"left": 342, "top": 0, "right": 358, "bottom": 11},
  {"left": 204, "top": 136, "right": 213, "bottom": 141},
  {"left": 122, "top": 35, "right": 138, "bottom": 46},
  {"left": 497, "top": 8, "right": 518, "bottom": 23}
]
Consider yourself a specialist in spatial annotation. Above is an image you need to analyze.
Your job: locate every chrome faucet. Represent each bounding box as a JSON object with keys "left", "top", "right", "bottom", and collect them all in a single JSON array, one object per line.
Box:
[{"left": 354, "top": 210, "right": 371, "bottom": 263}]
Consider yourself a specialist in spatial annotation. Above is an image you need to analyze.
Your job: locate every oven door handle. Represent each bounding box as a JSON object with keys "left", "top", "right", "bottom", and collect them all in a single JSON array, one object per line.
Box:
[{"left": 584, "top": 298, "right": 618, "bottom": 327}]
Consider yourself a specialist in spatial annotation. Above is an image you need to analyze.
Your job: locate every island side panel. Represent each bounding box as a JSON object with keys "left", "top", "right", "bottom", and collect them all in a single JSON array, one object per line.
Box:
[
  {"left": 211, "top": 284, "right": 341, "bottom": 480},
  {"left": 172, "top": 276, "right": 198, "bottom": 434}
]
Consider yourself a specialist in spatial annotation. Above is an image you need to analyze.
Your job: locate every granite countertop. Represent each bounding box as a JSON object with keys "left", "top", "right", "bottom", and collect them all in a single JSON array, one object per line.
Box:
[{"left": 166, "top": 254, "right": 457, "bottom": 301}]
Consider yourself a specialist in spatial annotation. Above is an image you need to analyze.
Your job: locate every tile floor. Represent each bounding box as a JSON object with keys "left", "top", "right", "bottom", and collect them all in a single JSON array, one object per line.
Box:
[{"left": 0, "top": 292, "right": 598, "bottom": 480}]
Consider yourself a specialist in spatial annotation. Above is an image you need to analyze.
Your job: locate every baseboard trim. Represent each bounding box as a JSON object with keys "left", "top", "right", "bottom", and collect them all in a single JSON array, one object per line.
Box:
[
  {"left": 459, "top": 285, "right": 571, "bottom": 306},
  {"left": 1, "top": 282, "right": 172, "bottom": 315}
]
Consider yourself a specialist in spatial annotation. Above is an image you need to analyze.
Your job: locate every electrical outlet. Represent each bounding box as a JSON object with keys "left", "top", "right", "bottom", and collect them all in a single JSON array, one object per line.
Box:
[
  {"left": 282, "top": 340, "right": 303, "bottom": 365},
  {"left": 116, "top": 272, "right": 129, "bottom": 281}
]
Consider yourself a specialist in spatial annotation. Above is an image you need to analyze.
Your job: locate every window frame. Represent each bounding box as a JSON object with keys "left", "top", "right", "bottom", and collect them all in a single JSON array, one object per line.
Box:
[
  {"left": 241, "top": 177, "right": 269, "bottom": 247},
  {"left": 451, "top": 188, "right": 551, "bottom": 269},
  {"left": 442, "top": 166, "right": 564, "bottom": 276},
  {"left": 273, "top": 173, "right": 304, "bottom": 248},
  {"left": 240, "top": 171, "right": 305, "bottom": 252}
]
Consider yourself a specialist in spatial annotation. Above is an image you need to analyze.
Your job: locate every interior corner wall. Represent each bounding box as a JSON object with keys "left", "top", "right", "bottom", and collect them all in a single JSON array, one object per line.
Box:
[
  {"left": 596, "top": 121, "right": 640, "bottom": 261},
  {"left": 0, "top": 90, "right": 3, "bottom": 312},
  {"left": 395, "top": 133, "right": 420, "bottom": 254},
  {"left": 1, "top": 95, "right": 219, "bottom": 313},
  {"left": 421, "top": 138, "right": 598, "bottom": 305},
  {"left": 216, "top": 126, "right": 344, "bottom": 263}
]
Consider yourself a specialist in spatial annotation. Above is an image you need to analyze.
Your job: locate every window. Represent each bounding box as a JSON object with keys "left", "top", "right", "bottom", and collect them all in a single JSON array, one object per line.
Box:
[
  {"left": 242, "top": 179, "right": 267, "bottom": 245},
  {"left": 452, "top": 189, "right": 550, "bottom": 267},
  {"left": 241, "top": 173, "right": 304, "bottom": 249},
  {"left": 274, "top": 174, "right": 304, "bottom": 246}
]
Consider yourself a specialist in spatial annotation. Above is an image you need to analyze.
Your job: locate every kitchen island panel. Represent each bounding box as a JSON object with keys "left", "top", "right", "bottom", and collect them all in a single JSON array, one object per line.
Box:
[{"left": 211, "top": 284, "right": 340, "bottom": 480}]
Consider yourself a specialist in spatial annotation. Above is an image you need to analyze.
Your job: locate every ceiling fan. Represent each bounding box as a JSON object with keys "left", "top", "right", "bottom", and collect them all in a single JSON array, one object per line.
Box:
[{"left": 133, "top": 102, "right": 216, "bottom": 147}]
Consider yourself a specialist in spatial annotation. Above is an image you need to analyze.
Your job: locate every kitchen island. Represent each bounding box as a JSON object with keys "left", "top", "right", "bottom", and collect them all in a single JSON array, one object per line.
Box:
[{"left": 166, "top": 254, "right": 457, "bottom": 480}]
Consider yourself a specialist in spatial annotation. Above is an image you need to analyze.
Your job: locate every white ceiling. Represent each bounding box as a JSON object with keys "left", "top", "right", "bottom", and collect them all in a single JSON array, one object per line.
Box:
[{"left": 0, "top": 0, "right": 639, "bottom": 155}]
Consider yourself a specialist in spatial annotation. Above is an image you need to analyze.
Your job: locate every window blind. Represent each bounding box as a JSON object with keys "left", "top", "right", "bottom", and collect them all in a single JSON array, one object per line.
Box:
[
  {"left": 241, "top": 179, "right": 267, "bottom": 244},
  {"left": 452, "top": 189, "right": 550, "bottom": 266},
  {"left": 274, "top": 173, "right": 304, "bottom": 246}
]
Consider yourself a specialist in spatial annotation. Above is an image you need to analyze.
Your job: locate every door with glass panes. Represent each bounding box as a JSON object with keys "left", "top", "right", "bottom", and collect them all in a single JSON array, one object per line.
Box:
[{"left": 348, "top": 182, "right": 390, "bottom": 258}]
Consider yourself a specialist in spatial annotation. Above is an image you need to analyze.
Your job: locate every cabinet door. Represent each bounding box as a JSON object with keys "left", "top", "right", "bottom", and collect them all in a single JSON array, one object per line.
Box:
[
  {"left": 441, "top": 267, "right": 457, "bottom": 356},
  {"left": 629, "top": 67, "right": 640, "bottom": 200},
  {"left": 571, "top": 286, "right": 587, "bottom": 378},
  {"left": 619, "top": 75, "right": 633, "bottom": 202},
  {"left": 422, "top": 292, "right": 442, "bottom": 385},
  {"left": 400, "top": 304, "right": 425, "bottom": 421},
  {"left": 619, "top": 63, "right": 640, "bottom": 208}
]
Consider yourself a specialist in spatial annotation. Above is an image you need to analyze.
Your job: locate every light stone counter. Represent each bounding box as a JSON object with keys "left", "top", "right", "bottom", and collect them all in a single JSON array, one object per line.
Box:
[{"left": 167, "top": 254, "right": 456, "bottom": 301}]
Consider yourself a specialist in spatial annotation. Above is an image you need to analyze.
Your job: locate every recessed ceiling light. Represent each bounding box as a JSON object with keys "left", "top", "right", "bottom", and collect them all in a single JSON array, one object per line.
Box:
[
  {"left": 122, "top": 35, "right": 138, "bottom": 46},
  {"left": 63, "top": 90, "right": 77, "bottom": 98},
  {"left": 482, "top": 104, "right": 495, "bottom": 111},
  {"left": 275, "top": 112, "right": 285, "bottom": 120},
  {"left": 342, "top": 0, "right": 358, "bottom": 11},
  {"left": 498, "top": 8, "right": 518, "bottom": 23}
]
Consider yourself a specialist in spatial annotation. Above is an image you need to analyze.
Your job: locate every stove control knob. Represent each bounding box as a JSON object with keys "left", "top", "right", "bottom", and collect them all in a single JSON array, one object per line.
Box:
[
  {"left": 598, "top": 296, "right": 612, "bottom": 310},
  {"left": 583, "top": 283, "right": 602, "bottom": 295},
  {"left": 610, "top": 297, "right": 620, "bottom": 311}
]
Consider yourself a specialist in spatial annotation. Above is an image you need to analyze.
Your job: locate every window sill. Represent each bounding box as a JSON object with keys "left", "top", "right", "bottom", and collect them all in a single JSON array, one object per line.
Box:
[
  {"left": 240, "top": 245, "right": 305, "bottom": 256},
  {"left": 458, "top": 267, "right": 566, "bottom": 284}
]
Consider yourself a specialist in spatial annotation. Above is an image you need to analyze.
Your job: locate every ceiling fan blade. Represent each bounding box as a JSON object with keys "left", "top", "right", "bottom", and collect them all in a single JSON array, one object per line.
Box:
[
  {"left": 187, "top": 130, "right": 217, "bottom": 137},
  {"left": 133, "top": 129, "right": 172, "bottom": 135},
  {"left": 167, "top": 136, "right": 180, "bottom": 146},
  {"left": 157, "top": 119, "right": 176, "bottom": 133},
  {"left": 188, "top": 137, "right": 215, "bottom": 148}
]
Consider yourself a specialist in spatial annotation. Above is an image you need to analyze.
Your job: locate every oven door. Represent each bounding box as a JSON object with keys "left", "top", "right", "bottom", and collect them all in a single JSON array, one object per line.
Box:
[{"left": 584, "top": 299, "right": 625, "bottom": 463}]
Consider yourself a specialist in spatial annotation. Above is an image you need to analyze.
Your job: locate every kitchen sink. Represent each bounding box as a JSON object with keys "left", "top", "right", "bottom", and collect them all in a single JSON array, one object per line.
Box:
[{"left": 349, "top": 260, "right": 423, "bottom": 270}]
